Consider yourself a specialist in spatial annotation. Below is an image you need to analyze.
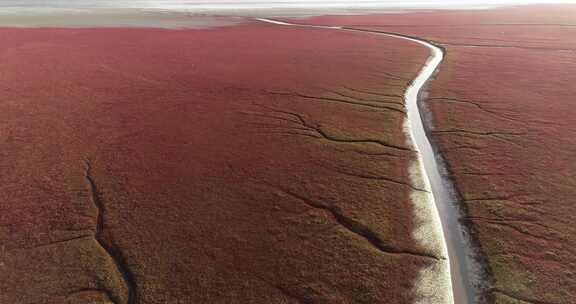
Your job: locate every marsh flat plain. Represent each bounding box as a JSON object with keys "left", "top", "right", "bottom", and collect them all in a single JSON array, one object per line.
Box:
[{"left": 0, "top": 3, "right": 575, "bottom": 304}]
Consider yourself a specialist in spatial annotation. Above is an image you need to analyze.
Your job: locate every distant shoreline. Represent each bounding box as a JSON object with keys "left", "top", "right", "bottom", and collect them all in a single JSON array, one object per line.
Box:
[
  {"left": 0, "top": 10, "right": 243, "bottom": 28},
  {"left": 0, "top": 2, "right": 575, "bottom": 28}
]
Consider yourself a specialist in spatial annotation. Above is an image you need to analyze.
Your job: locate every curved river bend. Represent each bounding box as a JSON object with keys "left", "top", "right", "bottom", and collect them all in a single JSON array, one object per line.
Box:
[{"left": 256, "top": 18, "right": 476, "bottom": 304}]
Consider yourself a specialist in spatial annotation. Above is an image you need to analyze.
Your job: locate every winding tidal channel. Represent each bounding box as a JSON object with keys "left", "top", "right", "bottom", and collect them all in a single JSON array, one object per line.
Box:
[{"left": 256, "top": 18, "right": 477, "bottom": 304}]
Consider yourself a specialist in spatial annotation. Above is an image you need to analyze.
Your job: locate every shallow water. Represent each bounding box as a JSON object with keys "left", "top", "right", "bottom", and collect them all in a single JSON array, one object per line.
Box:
[{"left": 401, "top": 35, "right": 477, "bottom": 304}]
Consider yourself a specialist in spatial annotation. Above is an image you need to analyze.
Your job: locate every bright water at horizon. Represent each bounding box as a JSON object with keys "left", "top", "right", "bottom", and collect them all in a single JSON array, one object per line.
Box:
[{"left": 0, "top": 0, "right": 574, "bottom": 12}]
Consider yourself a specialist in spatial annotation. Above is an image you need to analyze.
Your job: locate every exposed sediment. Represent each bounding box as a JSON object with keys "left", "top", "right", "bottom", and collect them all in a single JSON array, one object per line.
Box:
[{"left": 84, "top": 159, "right": 137, "bottom": 304}]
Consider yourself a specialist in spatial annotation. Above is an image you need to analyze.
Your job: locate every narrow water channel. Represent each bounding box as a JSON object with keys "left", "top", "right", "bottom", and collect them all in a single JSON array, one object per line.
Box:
[{"left": 256, "top": 17, "right": 477, "bottom": 304}]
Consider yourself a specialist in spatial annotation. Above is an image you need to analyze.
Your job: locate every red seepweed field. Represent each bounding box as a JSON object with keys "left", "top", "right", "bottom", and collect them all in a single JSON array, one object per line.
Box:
[
  {"left": 302, "top": 5, "right": 576, "bottom": 304},
  {"left": 0, "top": 21, "right": 445, "bottom": 303},
  {"left": 3, "top": 4, "right": 575, "bottom": 304}
]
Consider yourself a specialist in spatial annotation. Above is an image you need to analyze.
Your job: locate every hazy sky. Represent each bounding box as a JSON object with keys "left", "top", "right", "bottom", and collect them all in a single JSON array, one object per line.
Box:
[
  {"left": 141, "top": 0, "right": 576, "bottom": 9},
  {"left": 0, "top": 0, "right": 574, "bottom": 11}
]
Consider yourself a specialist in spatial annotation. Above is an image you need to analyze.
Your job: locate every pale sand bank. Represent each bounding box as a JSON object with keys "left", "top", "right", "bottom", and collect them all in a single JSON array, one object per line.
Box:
[{"left": 0, "top": 9, "right": 243, "bottom": 28}]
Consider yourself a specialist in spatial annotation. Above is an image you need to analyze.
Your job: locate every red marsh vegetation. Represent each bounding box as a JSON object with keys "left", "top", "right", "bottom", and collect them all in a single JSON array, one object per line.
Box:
[
  {"left": 0, "top": 22, "right": 440, "bottom": 303},
  {"left": 303, "top": 5, "right": 576, "bottom": 304}
]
